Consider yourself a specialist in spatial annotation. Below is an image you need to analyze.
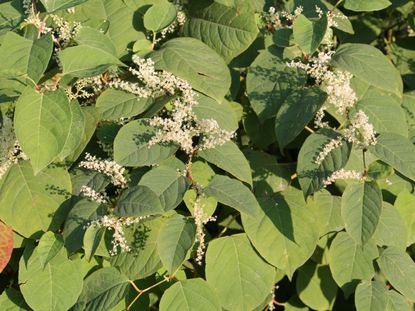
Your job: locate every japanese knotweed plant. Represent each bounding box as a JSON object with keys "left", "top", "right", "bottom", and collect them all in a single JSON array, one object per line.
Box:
[{"left": 0, "top": 0, "right": 415, "bottom": 311}]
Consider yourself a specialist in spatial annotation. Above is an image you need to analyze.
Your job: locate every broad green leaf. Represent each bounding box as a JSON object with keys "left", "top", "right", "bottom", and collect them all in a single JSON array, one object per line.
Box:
[
  {"left": 184, "top": 189, "right": 217, "bottom": 221},
  {"left": 386, "top": 290, "right": 412, "bottom": 311},
  {"left": 63, "top": 198, "right": 107, "bottom": 253},
  {"left": 150, "top": 37, "right": 231, "bottom": 102},
  {"left": 297, "top": 128, "right": 352, "bottom": 197},
  {"left": 0, "top": 288, "right": 30, "bottom": 311},
  {"left": 19, "top": 248, "right": 83, "bottom": 311},
  {"left": 213, "top": 0, "right": 266, "bottom": 13},
  {"left": 70, "top": 168, "right": 110, "bottom": 195},
  {"left": 198, "top": 141, "right": 252, "bottom": 186},
  {"left": 355, "top": 88, "right": 408, "bottom": 136},
  {"left": 114, "top": 185, "right": 164, "bottom": 217},
  {"left": 40, "top": 0, "right": 88, "bottom": 12},
  {"left": 367, "top": 161, "right": 394, "bottom": 181},
  {"left": 96, "top": 89, "right": 153, "bottom": 120},
  {"left": 394, "top": 190, "right": 415, "bottom": 246},
  {"left": 14, "top": 88, "right": 72, "bottom": 173},
  {"left": 285, "top": 295, "right": 308, "bottom": 311},
  {"left": 0, "top": 0, "right": 24, "bottom": 34},
  {"left": 183, "top": 2, "right": 259, "bottom": 62},
  {"left": 57, "top": 100, "right": 85, "bottom": 160},
  {"left": 76, "top": 0, "right": 143, "bottom": 57},
  {"left": 72, "top": 267, "right": 129, "bottom": 311},
  {"left": 244, "top": 149, "right": 293, "bottom": 197},
  {"left": 37, "top": 232, "right": 64, "bottom": 268},
  {"left": 355, "top": 281, "right": 388, "bottom": 311},
  {"left": 246, "top": 48, "right": 306, "bottom": 121},
  {"left": 293, "top": 14, "right": 328, "bottom": 54},
  {"left": 0, "top": 32, "right": 52, "bottom": 83},
  {"left": 242, "top": 189, "right": 319, "bottom": 278},
  {"left": 59, "top": 27, "right": 123, "bottom": 77},
  {"left": 344, "top": 0, "right": 391, "bottom": 12},
  {"left": 83, "top": 225, "right": 105, "bottom": 262},
  {"left": 206, "top": 234, "right": 275, "bottom": 311},
  {"left": 296, "top": 262, "right": 337, "bottom": 310},
  {"left": 143, "top": 1, "right": 176, "bottom": 32},
  {"left": 139, "top": 166, "right": 189, "bottom": 211},
  {"left": 204, "top": 175, "right": 259, "bottom": 217},
  {"left": 341, "top": 181, "right": 382, "bottom": 245},
  {"left": 328, "top": 232, "right": 378, "bottom": 293},
  {"left": 275, "top": 86, "right": 327, "bottom": 150},
  {"left": 114, "top": 119, "right": 177, "bottom": 167},
  {"left": 0, "top": 222, "right": 13, "bottom": 273},
  {"left": 373, "top": 203, "right": 407, "bottom": 250},
  {"left": 160, "top": 278, "right": 221, "bottom": 311},
  {"left": 0, "top": 161, "right": 71, "bottom": 238},
  {"left": 377, "top": 247, "right": 415, "bottom": 301},
  {"left": 369, "top": 133, "right": 415, "bottom": 180},
  {"left": 110, "top": 218, "right": 163, "bottom": 280},
  {"left": 193, "top": 94, "right": 238, "bottom": 131},
  {"left": 157, "top": 214, "right": 195, "bottom": 274},
  {"left": 331, "top": 44, "right": 403, "bottom": 98},
  {"left": 309, "top": 190, "right": 344, "bottom": 236}
]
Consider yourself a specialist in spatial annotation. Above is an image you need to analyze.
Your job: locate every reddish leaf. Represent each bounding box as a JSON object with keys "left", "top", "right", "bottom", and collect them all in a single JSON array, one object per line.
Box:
[{"left": 0, "top": 221, "right": 13, "bottom": 272}]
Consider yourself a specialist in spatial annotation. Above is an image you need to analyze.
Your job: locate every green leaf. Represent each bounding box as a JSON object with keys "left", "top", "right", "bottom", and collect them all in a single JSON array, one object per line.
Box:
[
  {"left": 296, "top": 262, "right": 337, "bottom": 310},
  {"left": 0, "top": 32, "right": 52, "bottom": 83},
  {"left": 341, "top": 181, "right": 382, "bottom": 245},
  {"left": 246, "top": 48, "right": 306, "bottom": 121},
  {"left": 19, "top": 248, "right": 83, "bottom": 311},
  {"left": 157, "top": 214, "right": 195, "bottom": 274},
  {"left": 0, "top": 222, "right": 13, "bottom": 273},
  {"left": 0, "top": 161, "right": 71, "bottom": 238},
  {"left": 73, "top": 267, "right": 129, "bottom": 311},
  {"left": 376, "top": 246, "right": 415, "bottom": 301},
  {"left": 83, "top": 225, "right": 105, "bottom": 262},
  {"left": 57, "top": 100, "right": 85, "bottom": 161},
  {"left": 0, "top": 0, "right": 24, "bottom": 34},
  {"left": 114, "top": 119, "right": 177, "bottom": 167},
  {"left": 150, "top": 37, "right": 231, "bottom": 102},
  {"left": 297, "top": 128, "right": 352, "bottom": 197},
  {"left": 344, "top": 0, "right": 391, "bottom": 12},
  {"left": 386, "top": 290, "right": 412, "bottom": 311},
  {"left": 114, "top": 185, "right": 164, "bottom": 217},
  {"left": 183, "top": 2, "right": 259, "bottom": 62},
  {"left": 369, "top": 133, "right": 415, "bottom": 181},
  {"left": 110, "top": 218, "right": 163, "bottom": 280},
  {"left": 192, "top": 94, "right": 238, "bottom": 131},
  {"left": 59, "top": 27, "right": 123, "bottom": 77},
  {"left": 14, "top": 88, "right": 72, "bottom": 173},
  {"left": 63, "top": 198, "right": 107, "bottom": 253},
  {"left": 394, "top": 190, "right": 415, "bottom": 246},
  {"left": 39, "top": 0, "right": 88, "bottom": 12},
  {"left": 331, "top": 44, "right": 403, "bottom": 98},
  {"left": 373, "top": 203, "right": 407, "bottom": 250},
  {"left": 143, "top": 1, "right": 177, "bottom": 32},
  {"left": 204, "top": 175, "right": 260, "bottom": 217},
  {"left": 96, "top": 89, "right": 153, "bottom": 121},
  {"left": 198, "top": 141, "right": 252, "bottom": 186},
  {"left": 0, "top": 288, "right": 31, "bottom": 311},
  {"left": 206, "top": 234, "right": 275, "bottom": 311},
  {"left": 355, "top": 281, "right": 388, "bottom": 311},
  {"left": 293, "top": 14, "right": 328, "bottom": 54},
  {"left": 160, "top": 278, "right": 221, "bottom": 311},
  {"left": 138, "top": 166, "right": 189, "bottom": 211},
  {"left": 37, "top": 232, "right": 64, "bottom": 268},
  {"left": 275, "top": 86, "right": 327, "bottom": 150},
  {"left": 328, "top": 232, "right": 378, "bottom": 293},
  {"left": 242, "top": 189, "right": 319, "bottom": 278}
]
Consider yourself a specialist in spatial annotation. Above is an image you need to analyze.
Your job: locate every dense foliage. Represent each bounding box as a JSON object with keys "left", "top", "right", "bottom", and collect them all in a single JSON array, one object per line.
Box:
[{"left": 0, "top": 0, "right": 415, "bottom": 310}]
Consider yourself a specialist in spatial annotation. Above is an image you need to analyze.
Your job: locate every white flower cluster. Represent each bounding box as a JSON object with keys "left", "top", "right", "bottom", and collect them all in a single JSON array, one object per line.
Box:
[
  {"left": 314, "top": 135, "right": 343, "bottom": 165},
  {"left": 67, "top": 75, "right": 105, "bottom": 101},
  {"left": 22, "top": 0, "right": 33, "bottom": 16},
  {"left": 79, "top": 153, "right": 128, "bottom": 188},
  {"left": 323, "top": 169, "right": 363, "bottom": 187},
  {"left": 343, "top": 110, "right": 377, "bottom": 148},
  {"left": 156, "top": 2, "right": 187, "bottom": 44},
  {"left": 193, "top": 194, "right": 216, "bottom": 265},
  {"left": 262, "top": 6, "right": 303, "bottom": 30},
  {"left": 80, "top": 185, "right": 108, "bottom": 204},
  {"left": 87, "top": 215, "right": 148, "bottom": 256},
  {"left": 50, "top": 14, "right": 82, "bottom": 48},
  {"left": 111, "top": 55, "right": 235, "bottom": 154}
]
